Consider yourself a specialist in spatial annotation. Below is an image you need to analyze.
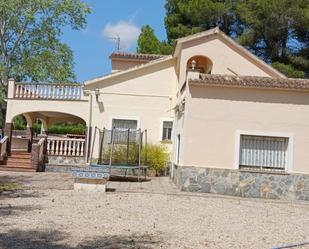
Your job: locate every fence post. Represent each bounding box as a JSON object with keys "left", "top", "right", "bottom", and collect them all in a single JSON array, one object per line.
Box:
[{"left": 7, "top": 78, "right": 15, "bottom": 99}]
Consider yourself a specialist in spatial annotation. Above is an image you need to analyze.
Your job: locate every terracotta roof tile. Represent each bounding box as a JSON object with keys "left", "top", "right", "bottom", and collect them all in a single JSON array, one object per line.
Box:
[
  {"left": 109, "top": 52, "right": 165, "bottom": 61},
  {"left": 189, "top": 74, "right": 309, "bottom": 91}
]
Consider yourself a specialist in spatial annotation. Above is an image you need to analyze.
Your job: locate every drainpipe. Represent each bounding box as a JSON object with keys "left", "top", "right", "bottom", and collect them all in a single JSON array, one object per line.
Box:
[{"left": 85, "top": 92, "right": 93, "bottom": 164}]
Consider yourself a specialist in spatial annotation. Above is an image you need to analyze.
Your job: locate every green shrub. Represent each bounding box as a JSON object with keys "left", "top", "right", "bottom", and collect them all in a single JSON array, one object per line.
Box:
[
  {"left": 142, "top": 143, "right": 169, "bottom": 174},
  {"left": 99, "top": 143, "right": 169, "bottom": 175},
  {"left": 13, "top": 115, "right": 26, "bottom": 130},
  {"left": 48, "top": 123, "right": 85, "bottom": 135}
]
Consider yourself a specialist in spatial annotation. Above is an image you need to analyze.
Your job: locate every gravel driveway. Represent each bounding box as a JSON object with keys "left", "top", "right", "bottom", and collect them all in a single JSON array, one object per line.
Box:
[{"left": 0, "top": 172, "right": 309, "bottom": 249}]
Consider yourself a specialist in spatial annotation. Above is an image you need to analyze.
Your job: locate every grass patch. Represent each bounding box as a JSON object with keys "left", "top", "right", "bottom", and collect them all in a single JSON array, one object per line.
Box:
[{"left": 0, "top": 182, "right": 19, "bottom": 193}]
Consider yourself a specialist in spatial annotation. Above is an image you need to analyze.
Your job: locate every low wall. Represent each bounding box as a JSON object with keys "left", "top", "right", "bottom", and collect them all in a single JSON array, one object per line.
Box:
[
  {"left": 48, "top": 156, "right": 85, "bottom": 166},
  {"left": 172, "top": 165, "right": 309, "bottom": 201},
  {"left": 45, "top": 156, "right": 86, "bottom": 173}
]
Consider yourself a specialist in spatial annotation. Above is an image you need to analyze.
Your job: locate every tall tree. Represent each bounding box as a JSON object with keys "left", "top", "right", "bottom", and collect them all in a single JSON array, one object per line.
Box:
[
  {"left": 0, "top": 0, "right": 91, "bottom": 90},
  {"left": 165, "top": 0, "right": 240, "bottom": 43},
  {"left": 137, "top": 25, "right": 161, "bottom": 54},
  {"left": 164, "top": 0, "right": 309, "bottom": 78},
  {"left": 236, "top": 0, "right": 309, "bottom": 78},
  {"left": 137, "top": 25, "right": 173, "bottom": 55}
]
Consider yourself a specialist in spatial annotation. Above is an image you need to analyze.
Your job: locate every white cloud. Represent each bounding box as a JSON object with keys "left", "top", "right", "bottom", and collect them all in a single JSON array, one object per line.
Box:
[{"left": 102, "top": 20, "right": 141, "bottom": 50}]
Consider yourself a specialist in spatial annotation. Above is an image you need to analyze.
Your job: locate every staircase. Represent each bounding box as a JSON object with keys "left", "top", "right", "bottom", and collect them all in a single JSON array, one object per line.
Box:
[{"left": 0, "top": 151, "right": 36, "bottom": 172}]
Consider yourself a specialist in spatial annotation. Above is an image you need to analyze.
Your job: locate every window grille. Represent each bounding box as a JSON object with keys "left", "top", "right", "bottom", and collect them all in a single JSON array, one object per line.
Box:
[{"left": 239, "top": 135, "right": 289, "bottom": 171}]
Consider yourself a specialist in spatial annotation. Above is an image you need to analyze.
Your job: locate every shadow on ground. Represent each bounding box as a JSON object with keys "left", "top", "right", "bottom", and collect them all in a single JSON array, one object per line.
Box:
[
  {"left": 0, "top": 229, "right": 161, "bottom": 249},
  {"left": 0, "top": 204, "right": 42, "bottom": 217},
  {"left": 109, "top": 175, "right": 151, "bottom": 182}
]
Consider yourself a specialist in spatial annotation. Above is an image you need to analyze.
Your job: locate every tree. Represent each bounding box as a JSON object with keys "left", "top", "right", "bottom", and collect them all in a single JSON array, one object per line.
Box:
[
  {"left": 236, "top": 0, "right": 309, "bottom": 78},
  {"left": 165, "top": 0, "right": 240, "bottom": 43},
  {"left": 164, "top": 0, "right": 309, "bottom": 78},
  {"left": 137, "top": 25, "right": 161, "bottom": 54},
  {"left": 0, "top": 0, "right": 91, "bottom": 91},
  {"left": 137, "top": 25, "right": 173, "bottom": 55}
]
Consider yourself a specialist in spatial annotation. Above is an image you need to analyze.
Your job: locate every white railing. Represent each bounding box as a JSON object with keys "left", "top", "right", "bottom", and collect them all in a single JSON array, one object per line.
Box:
[
  {"left": 14, "top": 83, "right": 83, "bottom": 100},
  {"left": 47, "top": 137, "right": 85, "bottom": 157},
  {"left": 0, "top": 136, "right": 8, "bottom": 159}
]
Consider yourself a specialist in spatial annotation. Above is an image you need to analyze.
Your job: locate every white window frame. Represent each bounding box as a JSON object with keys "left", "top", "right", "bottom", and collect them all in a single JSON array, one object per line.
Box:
[
  {"left": 234, "top": 130, "right": 294, "bottom": 173},
  {"left": 108, "top": 115, "right": 140, "bottom": 130},
  {"left": 159, "top": 117, "right": 173, "bottom": 142}
]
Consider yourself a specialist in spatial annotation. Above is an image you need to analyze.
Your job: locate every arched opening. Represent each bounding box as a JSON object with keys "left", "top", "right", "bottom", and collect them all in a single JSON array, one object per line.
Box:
[
  {"left": 186, "top": 55, "right": 213, "bottom": 74},
  {"left": 10, "top": 111, "right": 87, "bottom": 154}
]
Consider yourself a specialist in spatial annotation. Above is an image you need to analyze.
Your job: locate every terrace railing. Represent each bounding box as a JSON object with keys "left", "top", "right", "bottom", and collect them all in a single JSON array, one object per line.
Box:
[
  {"left": 14, "top": 82, "right": 83, "bottom": 100},
  {"left": 47, "top": 137, "right": 85, "bottom": 157}
]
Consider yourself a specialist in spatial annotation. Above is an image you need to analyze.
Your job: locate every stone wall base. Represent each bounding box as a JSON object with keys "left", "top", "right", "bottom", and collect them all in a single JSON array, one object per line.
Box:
[{"left": 172, "top": 165, "right": 309, "bottom": 201}]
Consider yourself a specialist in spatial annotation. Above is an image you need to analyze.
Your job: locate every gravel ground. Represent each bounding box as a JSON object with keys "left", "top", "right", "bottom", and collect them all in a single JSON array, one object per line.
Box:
[{"left": 1, "top": 172, "right": 309, "bottom": 249}]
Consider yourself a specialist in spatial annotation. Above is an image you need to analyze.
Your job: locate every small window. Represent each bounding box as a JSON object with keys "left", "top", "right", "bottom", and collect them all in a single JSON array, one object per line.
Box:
[
  {"left": 162, "top": 121, "right": 173, "bottom": 141},
  {"left": 239, "top": 135, "right": 289, "bottom": 172}
]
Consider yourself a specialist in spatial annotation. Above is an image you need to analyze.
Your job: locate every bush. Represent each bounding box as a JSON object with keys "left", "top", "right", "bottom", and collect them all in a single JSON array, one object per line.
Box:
[
  {"left": 13, "top": 115, "right": 26, "bottom": 130},
  {"left": 99, "top": 143, "right": 169, "bottom": 175},
  {"left": 143, "top": 143, "right": 169, "bottom": 174},
  {"left": 48, "top": 123, "right": 85, "bottom": 135}
]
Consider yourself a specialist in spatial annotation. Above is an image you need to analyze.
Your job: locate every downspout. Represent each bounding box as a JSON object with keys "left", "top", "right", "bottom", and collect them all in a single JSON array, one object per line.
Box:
[{"left": 86, "top": 92, "right": 93, "bottom": 164}]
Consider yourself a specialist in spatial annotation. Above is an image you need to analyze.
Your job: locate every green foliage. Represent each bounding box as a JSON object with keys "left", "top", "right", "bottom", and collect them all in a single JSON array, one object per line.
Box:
[
  {"left": 0, "top": 0, "right": 91, "bottom": 86},
  {"left": 165, "top": 0, "right": 239, "bottom": 43},
  {"left": 102, "top": 144, "right": 140, "bottom": 165},
  {"left": 137, "top": 25, "right": 173, "bottom": 55},
  {"left": 0, "top": 182, "right": 18, "bottom": 193},
  {"left": 137, "top": 25, "right": 161, "bottom": 54},
  {"left": 33, "top": 121, "right": 42, "bottom": 134},
  {"left": 143, "top": 143, "right": 169, "bottom": 173},
  {"left": 272, "top": 62, "right": 305, "bottom": 78},
  {"left": 48, "top": 123, "right": 85, "bottom": 135},
  {"left": 12, "top": 115, "right": 26, "bottom": 130},
  {"left": 100, "top": 143, "right": 169, "bottom": 174},
  {"left": 164, "top": 0, "right": 309, "bottom": 78}
]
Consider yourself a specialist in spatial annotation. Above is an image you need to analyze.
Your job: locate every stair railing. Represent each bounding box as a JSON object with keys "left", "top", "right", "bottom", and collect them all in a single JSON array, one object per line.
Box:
[
  {"left": 31, "top": 137, "right": 47, "bottom": 171},
  {"left": 0, "top": 136, "right": 8, "bottom": 161}
]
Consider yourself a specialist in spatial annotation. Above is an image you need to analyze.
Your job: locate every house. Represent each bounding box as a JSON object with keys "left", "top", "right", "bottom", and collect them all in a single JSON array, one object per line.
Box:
[{"left": 3, "top": 27, "right": 309, "bottom": 201}]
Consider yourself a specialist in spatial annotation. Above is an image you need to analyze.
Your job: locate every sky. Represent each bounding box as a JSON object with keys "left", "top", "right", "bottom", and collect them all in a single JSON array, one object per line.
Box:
[{"left": 61, "top": 0, "right": 167, "bottom": 83}]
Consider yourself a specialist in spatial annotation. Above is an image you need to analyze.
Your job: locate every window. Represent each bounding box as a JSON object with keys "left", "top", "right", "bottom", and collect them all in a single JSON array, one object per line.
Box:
[
  {"left": 111, "top": 119, "right": 138, "bottom": 143},
  {"left": 112, "top": 119, "right": 137, "bottom": 131},
  {"left": 239, "top": 135, "right": 289, "bottom": 171},
  {"left": 162, "top": 121, "right": 173, "bottom": 141}
]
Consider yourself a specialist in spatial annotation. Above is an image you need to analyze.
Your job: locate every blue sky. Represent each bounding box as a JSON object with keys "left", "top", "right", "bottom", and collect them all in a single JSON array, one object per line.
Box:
[{"left": 61, "top": 0, "right": 167, "bottom": 83}]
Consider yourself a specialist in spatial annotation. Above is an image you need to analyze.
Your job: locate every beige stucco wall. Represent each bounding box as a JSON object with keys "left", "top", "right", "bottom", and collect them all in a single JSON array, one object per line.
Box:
[
  {"left": 85, "top": 59, "right": 178, "bottom": 158},
  {"left": 179, "top": 85, "right": 309, "bottom": 174},
  {"left": 178, "top": 35, "right": 276, "bottom": 88}
]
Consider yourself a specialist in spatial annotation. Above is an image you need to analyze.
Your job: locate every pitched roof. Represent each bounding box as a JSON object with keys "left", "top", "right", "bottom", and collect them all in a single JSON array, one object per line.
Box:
[
  {"left": 189, "top": 74, "right": 309, "bottom": 91},
  {"left": 84, "top": 55, "right": 173, "bottom": 86},
  {"left": 109, "top": 52, "right": 165, "bottom": 61},
  {"left": 174, "top": 27, "right": 286, "bottom": 79}
]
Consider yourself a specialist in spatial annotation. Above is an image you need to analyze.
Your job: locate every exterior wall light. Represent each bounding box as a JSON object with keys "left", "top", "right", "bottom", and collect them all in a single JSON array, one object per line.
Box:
[{"left": 191, "top": 60, "right": 196, "bottom": 70}]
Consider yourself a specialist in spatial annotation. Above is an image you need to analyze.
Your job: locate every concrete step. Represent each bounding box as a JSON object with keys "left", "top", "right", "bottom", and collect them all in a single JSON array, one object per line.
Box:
[
  {"left": 0, "top": 165, "right": 36, "bottom": 172},
  {"left": 6, "top": 158, "right": 31, "bottom": 165},
  {"left": 5, "top": 161, "right": 32, "bottom": 167},
  {"left": 9, "top": 154, "right": 31, "bottom": 159}
]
